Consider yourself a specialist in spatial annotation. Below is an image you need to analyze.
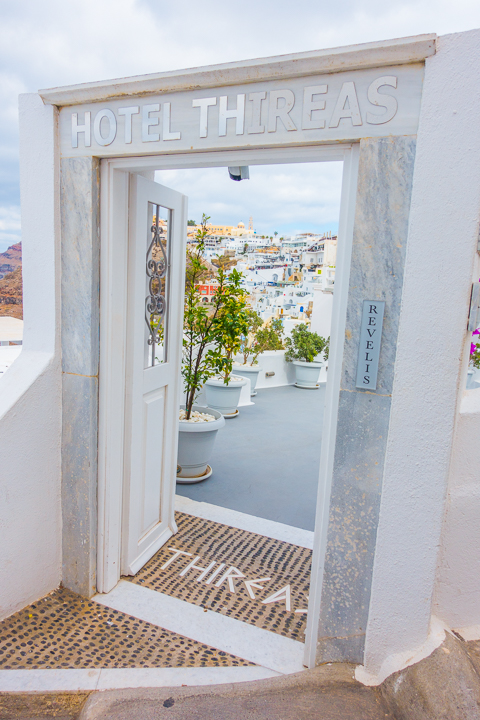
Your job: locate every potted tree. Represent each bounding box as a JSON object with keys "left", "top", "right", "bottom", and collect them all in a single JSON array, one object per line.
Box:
[
  {"left": 284, "top": 323, "right": 329, "bottom": 389},
  {"left": 234, "top": 316, "right": 284, "bottom": 395},
  {"left": 177, "top": 215, "right": 227, "bottom": 483},
  {"left": 204, "top": 268, "right": 250, "bottom": 417},
  {"left": 232, "top": 309, "right": 263, "bottom": 396}
]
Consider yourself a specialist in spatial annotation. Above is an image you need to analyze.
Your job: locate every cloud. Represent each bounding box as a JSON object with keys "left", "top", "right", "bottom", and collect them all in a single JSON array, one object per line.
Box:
[
  {"left": 155, "top": 163, "right": 343, "bottom": 236},
  {"left": 1, "top": 0, "right": 480, "bottom": 237},
  {"left": 0, "top": 206, "right": 21, "bottom": 253}
]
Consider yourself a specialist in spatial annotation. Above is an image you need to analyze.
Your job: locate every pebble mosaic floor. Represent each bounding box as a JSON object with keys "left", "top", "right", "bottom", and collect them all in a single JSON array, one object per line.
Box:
[
  {"left": 0, "top": 587, "right": 252, "bottom": 669},
  {"left": 130, "top": 512, "right": 312, "bottom": 642},
  {"left": 0, "top": 512, "right": 310, "bottom": 669}
]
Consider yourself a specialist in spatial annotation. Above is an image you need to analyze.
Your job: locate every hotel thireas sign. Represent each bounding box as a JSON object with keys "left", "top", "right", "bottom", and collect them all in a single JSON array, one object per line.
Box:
[{"left": 60, "top": 63, "right": 424, "bottom": 156}]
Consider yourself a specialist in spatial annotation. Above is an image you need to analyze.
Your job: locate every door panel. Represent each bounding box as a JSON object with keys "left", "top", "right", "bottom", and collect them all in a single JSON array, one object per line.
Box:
[
  {"left": 122, "top": 174, "right": 187, "bottom": 576},
  {"left": 142, "top": 388, "right": 165, "bottom": 535}
]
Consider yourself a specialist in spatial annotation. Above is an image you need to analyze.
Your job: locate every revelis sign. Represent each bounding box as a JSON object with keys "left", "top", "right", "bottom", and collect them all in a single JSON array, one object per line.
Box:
[
  {"left": 356, "top": 301, "right": 386, "bottom": 390},
  {"left": 59, "top": 64, "right": 424, "bottom": 157}
]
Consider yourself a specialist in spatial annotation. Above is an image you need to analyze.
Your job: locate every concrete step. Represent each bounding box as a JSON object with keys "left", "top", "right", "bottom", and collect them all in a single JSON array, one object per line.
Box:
[{"left": 78, "top": 665, "right": 393, "bottom": 720}]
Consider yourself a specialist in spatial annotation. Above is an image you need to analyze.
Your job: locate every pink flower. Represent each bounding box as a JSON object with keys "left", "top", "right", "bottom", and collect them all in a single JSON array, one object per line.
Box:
[
  {"left": 472, "top": 343, "right": 477, "bottom": 355},
  {"left": 473, "top": 328, "right": 480, "bottom": 336}
]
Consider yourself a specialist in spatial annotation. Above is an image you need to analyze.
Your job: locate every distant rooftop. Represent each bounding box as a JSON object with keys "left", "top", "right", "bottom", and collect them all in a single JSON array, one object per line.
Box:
[{"left": 0, "top": 316, "right": 23, "bottom": 343}]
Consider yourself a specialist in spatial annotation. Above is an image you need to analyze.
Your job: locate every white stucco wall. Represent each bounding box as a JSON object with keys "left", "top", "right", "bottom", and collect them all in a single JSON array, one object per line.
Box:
[
  {"left": 0, "top": 94, "right": 62, "bottom": 620},
  {"left": 310, "top": 286, "right": 333, "bottom": 339},
  {"left": 434, "top": 385, "right": 480, "bottom": 629},
  {"left": 362, "top": 29, "right": 480, "bottom": 682}
]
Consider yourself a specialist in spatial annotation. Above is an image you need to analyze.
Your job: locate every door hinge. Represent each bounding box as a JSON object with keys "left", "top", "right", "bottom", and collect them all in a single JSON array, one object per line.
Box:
[{"left": 468, "top": 282, "right": 480, "bottom": 331}]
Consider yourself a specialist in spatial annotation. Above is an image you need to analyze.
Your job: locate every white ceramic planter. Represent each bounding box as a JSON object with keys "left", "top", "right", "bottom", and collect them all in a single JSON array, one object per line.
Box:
[
  {"left": 177, "top": 405, "right": 225, "bottom": 483},
  {"left": 467, "top": 367, "right": 480, "bottom": 389},
  {"left": 232, "top": 363, "right": 261, "bottom": 396},
  {"left": 205, "top": 375, "right": 247, "bottom": 416},
  {"left": 292, "top": 360, "right": 323, "bottom": 389}
]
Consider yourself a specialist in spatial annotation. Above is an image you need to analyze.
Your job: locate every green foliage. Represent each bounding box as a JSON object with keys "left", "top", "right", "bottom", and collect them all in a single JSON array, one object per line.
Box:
[
  {"left": 212, "top": 268, "right": 250, "bottom": 383},
  {"left": 182, "top": 214, "right": 250, "bottom": 417},
  {"left": 239, "top": 309, "right": 264, "bottom": 364},
  {"left": 182, "top": 214, "right": 225, "bottom": 418},
  {"left": 471, "top": 335, "right": 480, "bottom": 370},
  {"left": 284, "top": 323, "right": 329, "bottom": 363},
  {"left": 250, "top": 318, "right": 284, "bottom": 365},
  {"left": 187, "top": 219, "right": 196, "bottom": 226}
]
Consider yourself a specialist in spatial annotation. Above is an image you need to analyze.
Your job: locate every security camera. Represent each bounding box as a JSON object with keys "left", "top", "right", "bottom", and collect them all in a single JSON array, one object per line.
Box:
[{"left": 228, "top": 166, "right": 250, "bottom": 181}]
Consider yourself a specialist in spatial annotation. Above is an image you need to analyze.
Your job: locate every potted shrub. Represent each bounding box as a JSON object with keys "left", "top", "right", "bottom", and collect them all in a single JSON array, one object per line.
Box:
[
  {"left": 284, "top": 323, "right": 329, "bottom": 389},
  {"left": 234, "top": 316, "right": 284, "bottom": 395},
  {"left": 177, "top": 216, "right": 227, "bottom": 483},
  {"left": 204, "top": 268, "right": 250, "bottom": 417},
  {"left": 232, "top": 309, "right": 263, "bottom": 396}
]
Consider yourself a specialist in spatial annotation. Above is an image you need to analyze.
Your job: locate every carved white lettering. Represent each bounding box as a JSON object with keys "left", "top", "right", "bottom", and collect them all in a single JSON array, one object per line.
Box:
[
  {"left": 302, "top": 85, "right": 327, "bottom": 130},
  {"left": 142, "top": 104, "right": 160, "bottom": 142},
  {"left": 267, "top": 90, "right": 297, "bottom": 133},
  {"left": 93, "top": 109, "right": 117, "bottom": 146},
  {"left": 261, "top": 584, "right": 292, "bottom": 612},
  {"left": 247, "top": 91, "right": 266, "bottom": 134},
  {"left": 71, "top": 112, "right": 91, "bottom": 148},
  {"left": 192, "top": 97, "right": 217, "bottom": 138},
  {"left": 214, "top": 566, "right": 246, "bottom": 593},
  {"left": 179, "top": 556, "right": 216, "bottom": 581},
  {"left": 118, "top": 106, "right": 140, "bottom": 144},
  {"left": 160, "top": 547, "right": 193, "bottom": 569},
  {"left": 244, "top": 577, "right": 271, "bottom": 600},
  {"left": 366, "top": 76, "right": 398, "bottom": 125},
  {"left": 204, "top": 562, "right": 225, "bottom": 584},
  {"left": 329, "top": 82, "right": 362, "bottom": 128},
  {"left": 162, "top": 102, "right": 181, "bottom": 141},
  {"left": 219, "top": 94, "right": 245, "bottom": 136}
]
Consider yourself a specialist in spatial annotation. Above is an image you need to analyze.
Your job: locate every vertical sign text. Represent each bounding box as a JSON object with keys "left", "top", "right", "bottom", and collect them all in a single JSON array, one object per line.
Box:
[{"left": 355, "top": 300, "right": 385, "bottom": 390}]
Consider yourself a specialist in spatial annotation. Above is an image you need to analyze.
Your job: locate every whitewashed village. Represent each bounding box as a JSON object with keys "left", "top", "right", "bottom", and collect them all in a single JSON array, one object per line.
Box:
[
  {"left": 1, "top": 21, "right": 480, "bottom": 720},
  {"left": 191, "top": 219, "right": 336, "bottom": 325}
]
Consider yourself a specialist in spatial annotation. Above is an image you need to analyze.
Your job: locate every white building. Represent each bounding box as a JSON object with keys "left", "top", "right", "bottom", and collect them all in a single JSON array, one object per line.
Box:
[{"left": 1, "top": 32, "right": 480, "bottom": 697}]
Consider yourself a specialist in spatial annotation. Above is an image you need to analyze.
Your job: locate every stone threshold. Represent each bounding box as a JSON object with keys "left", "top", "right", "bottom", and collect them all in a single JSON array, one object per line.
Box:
[{"left": 94, "top": 581, "right": 305, "bottom": 675}]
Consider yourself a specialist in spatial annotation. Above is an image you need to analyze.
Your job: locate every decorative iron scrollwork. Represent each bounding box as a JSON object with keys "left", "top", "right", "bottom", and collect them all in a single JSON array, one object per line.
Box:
[{"left": 145, "top": 207, "right": 168, "bottom": 355}]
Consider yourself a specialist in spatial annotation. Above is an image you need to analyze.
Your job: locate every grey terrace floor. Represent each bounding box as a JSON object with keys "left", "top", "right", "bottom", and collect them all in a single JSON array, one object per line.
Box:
[{"left": 177, "top": 384, "right": 325, "bottom": 531}]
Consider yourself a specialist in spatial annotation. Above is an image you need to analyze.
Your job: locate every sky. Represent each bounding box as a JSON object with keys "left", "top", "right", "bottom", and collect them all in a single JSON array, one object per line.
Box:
[
  {"left": 155, "top": 164, "right": 344, "bottom": 238},
  {"left": 1, "top": 0, "right": 480, "bottom": 250}
]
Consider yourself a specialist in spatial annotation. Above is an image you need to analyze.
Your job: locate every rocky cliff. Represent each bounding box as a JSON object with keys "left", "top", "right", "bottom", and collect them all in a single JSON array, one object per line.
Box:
[
  {"left": 0, "top": 242, "right": 22, "bottom": 278},
  {"left": 0, "top": 243, "right": 22, "bottom": 319}
]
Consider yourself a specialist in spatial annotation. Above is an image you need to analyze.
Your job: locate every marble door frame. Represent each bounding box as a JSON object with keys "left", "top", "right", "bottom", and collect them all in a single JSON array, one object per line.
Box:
[
  {"left": 60, "top": 134, "right": 416, "bottom": 668},
  {"left": 94, "top": 144, "right": 357, "bottom": 666}
]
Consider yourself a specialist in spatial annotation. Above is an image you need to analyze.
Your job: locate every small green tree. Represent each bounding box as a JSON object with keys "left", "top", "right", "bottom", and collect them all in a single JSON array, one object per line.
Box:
[
  {"left": 182, "top": 214, "right": 233, "bottom": 418},
  {"left": 212, "top": 269, "right": 250, "bottom": 383},
  {"left": 187, "top": 219, "right": 196, "bottom": 226},
  {"left": 250, "top": 318, "right": 284, "bottom": 365},
  {"left": 284, "top": 323, "right": 329, "bottom": 363},
  {"left": 239, "top": 309, "right": 263, "bottom": 364}
]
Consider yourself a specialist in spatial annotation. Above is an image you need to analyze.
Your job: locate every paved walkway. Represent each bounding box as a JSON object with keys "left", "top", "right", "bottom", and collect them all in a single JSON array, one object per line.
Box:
[
  {"left": 78, "top": 666, "right": 393, "bottom": 720},
  {"left": 177, "top": 385, "right": 325, "bottom": 531}
]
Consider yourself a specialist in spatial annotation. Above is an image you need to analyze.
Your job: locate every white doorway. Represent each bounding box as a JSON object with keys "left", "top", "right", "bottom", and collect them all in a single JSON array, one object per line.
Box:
[{"left": 97, "top": 145, "right": 359, "bottom": 667}]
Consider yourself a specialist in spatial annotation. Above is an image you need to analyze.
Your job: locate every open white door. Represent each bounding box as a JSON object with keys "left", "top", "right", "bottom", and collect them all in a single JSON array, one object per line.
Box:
[{"left": 122, "top": 174, "right": 187, "bottom": 576}]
